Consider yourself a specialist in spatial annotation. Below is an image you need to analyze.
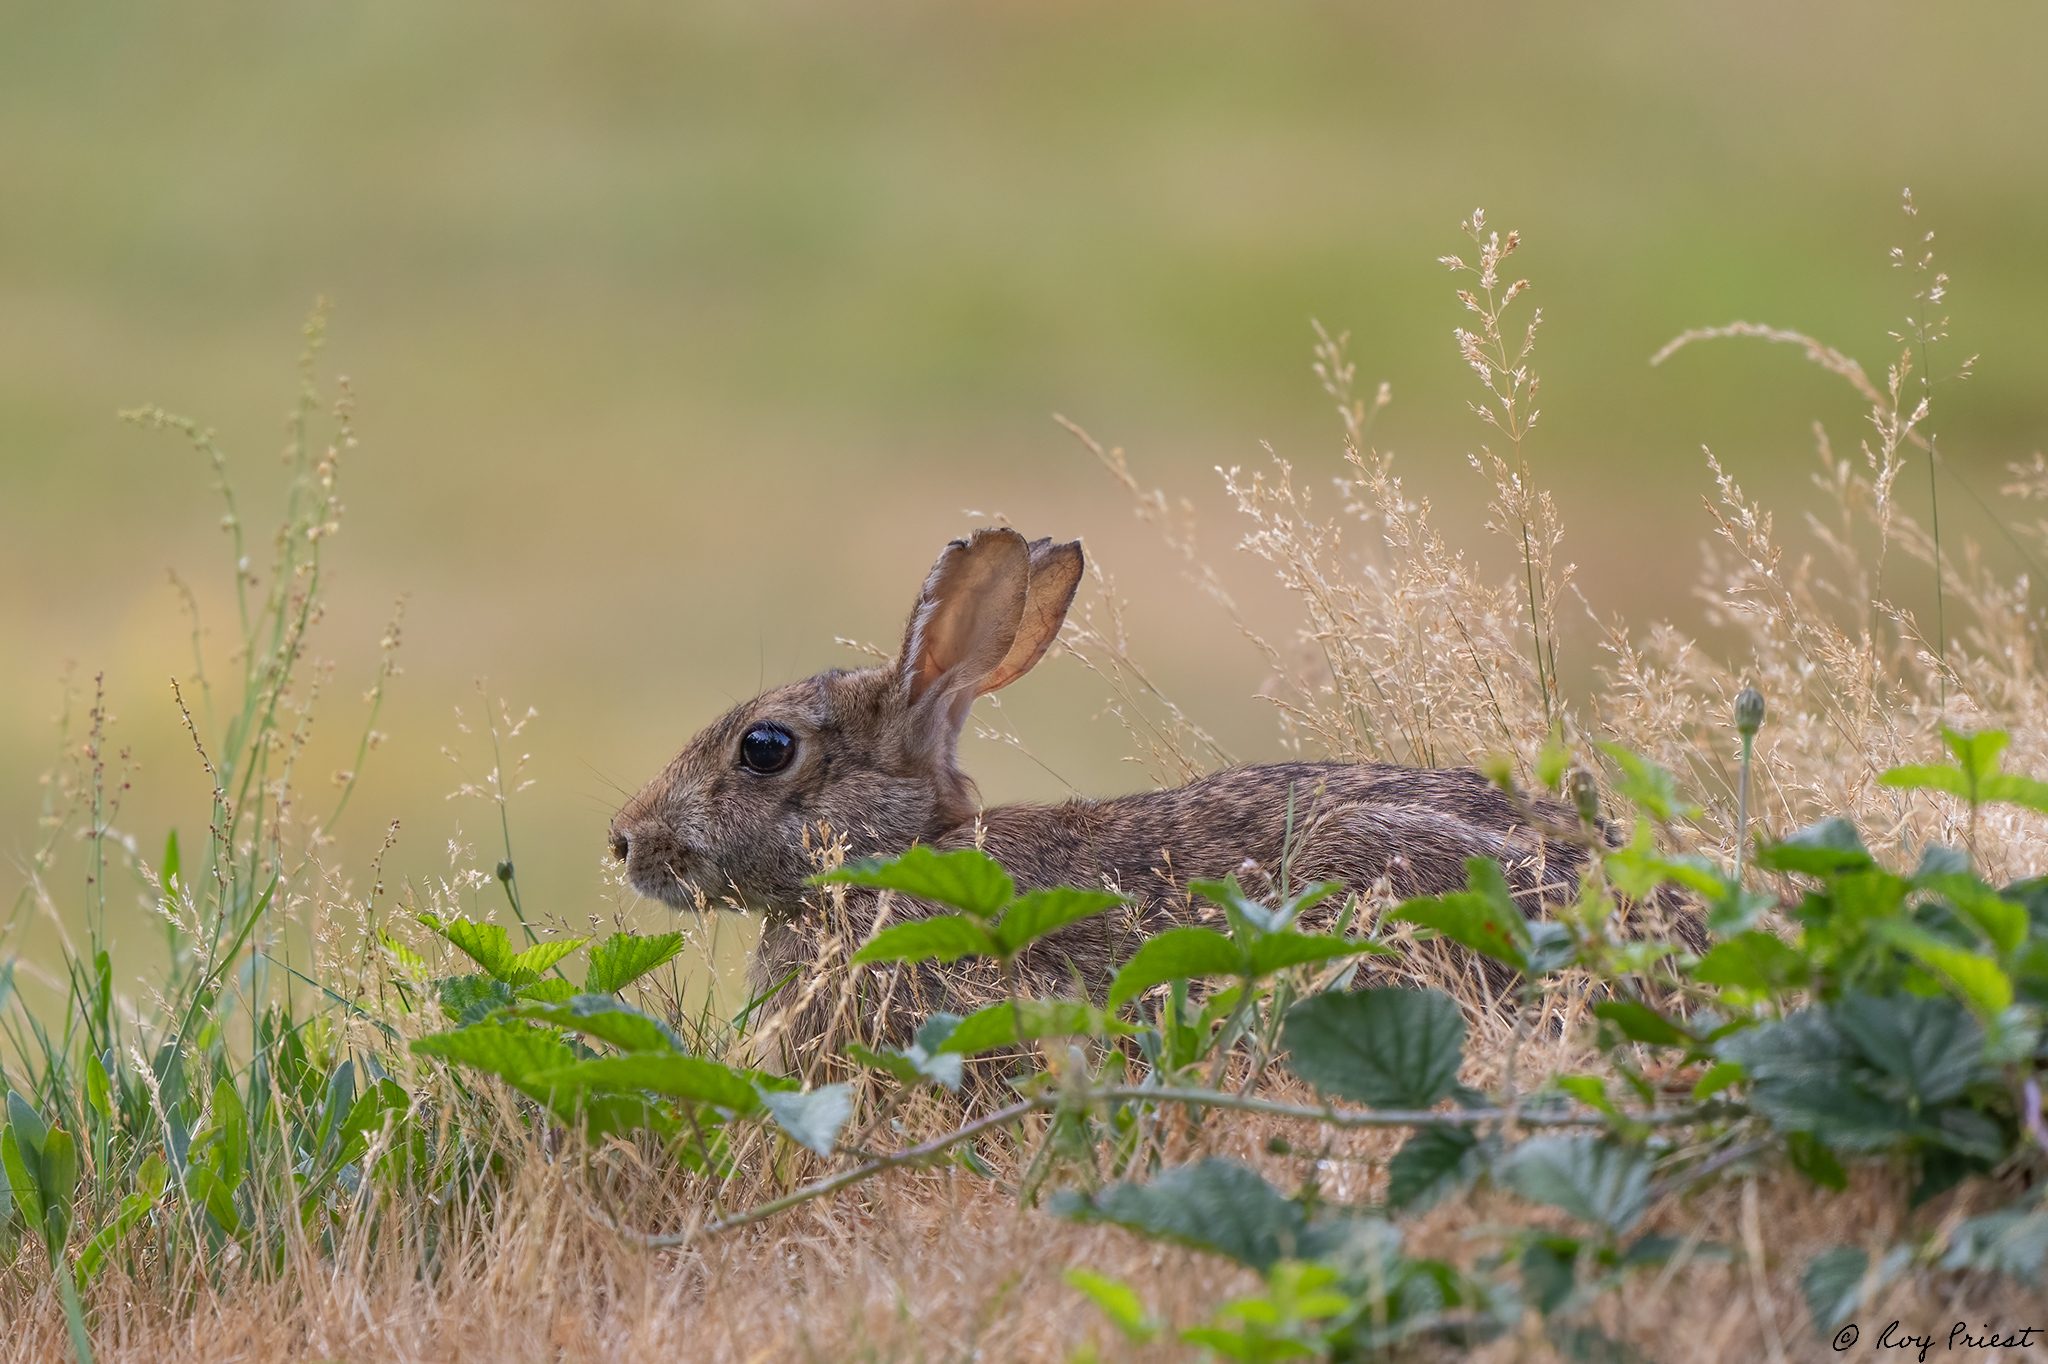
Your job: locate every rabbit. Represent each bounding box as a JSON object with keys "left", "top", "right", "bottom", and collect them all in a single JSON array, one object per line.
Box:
[{"left": 610, "top": 527, "right": 1670, "bottom": 1059}]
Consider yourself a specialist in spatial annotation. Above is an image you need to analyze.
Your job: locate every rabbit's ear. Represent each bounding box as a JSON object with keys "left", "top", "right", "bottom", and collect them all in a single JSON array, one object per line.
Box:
[
  {"left": 899, "top": 529, "right": 1032, "bottom": 717},
  {"left": 978, "top": 537, "right": 1083, "bottom": 695}
]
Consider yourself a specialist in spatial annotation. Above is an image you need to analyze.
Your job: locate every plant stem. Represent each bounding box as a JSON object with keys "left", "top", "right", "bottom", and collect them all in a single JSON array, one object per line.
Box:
[{"left": 619, "top": 1087, "right": 1735, "bottom": 1248}]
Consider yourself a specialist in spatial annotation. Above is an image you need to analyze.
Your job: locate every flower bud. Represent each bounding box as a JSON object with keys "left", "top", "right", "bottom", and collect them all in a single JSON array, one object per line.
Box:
[
  {"left": 1567, "top": 766, "right": 1601, "bottom": 826},
  {"left": 1734, "top": 686, "right": 1766, "bottom": 739}
]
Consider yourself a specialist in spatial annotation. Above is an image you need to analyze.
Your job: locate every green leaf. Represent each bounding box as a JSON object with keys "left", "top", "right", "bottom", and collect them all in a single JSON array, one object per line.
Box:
[
  {"left": 584, "top": 931, "right": 687, "bottom": 994},
  {"left": 1245, "top": 931, "right": 1391, "bottom": 976},
  {"left": 1388, "top": 859, "right": 1535, "bottom": 974},
  {"left": 1719, "top": 996, "right": 1995, "bottom": 1155},
  {"left": 1691, "top": 931, "right": 1810, "bottom": 995},
  {"left": 533, "top": 1053, "right": 770, "bottom": 1114},
  {"left": 6, "top": 1093, "right": 47, "bottom": 1158},
  {"left": 1497, "top": 1136, "right": 1654, "bottom": 1235},
  {"left": 1831, "top": 992, "right": 1990, "bottom": 1107},
  {"left": 2, "top": 1125, "right": 44, "bottom": 1231},
  {"left": 850, "top": 914, "right": 996, "bottom": 966},
  {"left": 1594, "top": 741, "right": 1687, "bottom": 821},
  {"left": 1108, "top": 926, "right": 1243, "bottom": 1008},
  {"left": 515, "top": 977, "right": 578, "bottom": 1005},
  {"left": 502, "top": 936, "right": 588, "bottom": 985},
  {"left": 1785, "top": 1132, "right": 1847, "bottom": 1190},
  {"left": 1982, "top": 772, "right": 2048, "bottom": 815},
  {"left": 77, "top": 1153, "right": 166, "bottom": 1284},
  {"left": 419, "top": 914, "right": 515, "bottom": 978},
  {"left": 1052, "top": 1159, "right": 1310, "bottom": 1271},
  {"left": 851, "top": 1012, "right": 967, "bottom": 1090},
  {"left": 411, "top": 1020, "right": 579, "bottom": 1095},
  {"left": 510, "top": 994, "right": 684, "bottom": 1053},
  {"left": 1801, "top": 1246, "right": 1895, "bottom": 1332},
  {"left": 939, "top": 999, "right": 1125, "bottom": 1055},
  {"left": 760, "top": 1083, "right": 852, "bottom": 1156},
  {"left": 994, "top": 887, "right": 1124, "bottom": 954},
  {"left": 1591, "top": 999, "right": 1692, "bottom": 1047},
  {"left": 1520, "top": 1236, "right": 1579, "bottom": 1315},
  {"left": 1939, "top": 1208, "right": 2048, "bottom": 1279},
  {"left": 1385, "top": 1127, "right": 1483, "bottom": 1213},
  {"left": 1281, "top": 988, "right": 1465, "bottom": 1108},
  {"left": 1877, "top": 764, "right": 1971, "bottom": 799},
  {"left": 1921, "top": 876, "right": 2029, "bottom": 957},
  {"left": 1064, "top": 1269, "right": 1159, "bottom": 1344},
  {"left": 37, "top": 1126, "right": 79, "bottom": 1255},
  {"left": 813, "top": 845, "right": 1016, "bottom": 918},
  {"left": 1882, "top": 923, "right": 2013, "bottom": 1017},
  {"left": 1754, "top": 818, "right": 1872, "bottom": 876},
  {"left": 1690, "top": 1060, "right": 1744, "bottom": 1102},
  {"left": 437, "top": 972, "right": 515, "bottom": 1025}
]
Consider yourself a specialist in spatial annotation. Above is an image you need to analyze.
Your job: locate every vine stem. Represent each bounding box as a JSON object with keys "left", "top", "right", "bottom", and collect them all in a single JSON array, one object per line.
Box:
[{"left": 611, "top": 1087, "right": 1736, "bottom": 1249}]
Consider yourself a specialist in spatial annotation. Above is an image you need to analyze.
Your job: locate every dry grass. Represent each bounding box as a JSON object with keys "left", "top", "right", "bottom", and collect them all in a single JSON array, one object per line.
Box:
[{"left": 6, "top": 202, "right": 2046, "bottom": 1362}]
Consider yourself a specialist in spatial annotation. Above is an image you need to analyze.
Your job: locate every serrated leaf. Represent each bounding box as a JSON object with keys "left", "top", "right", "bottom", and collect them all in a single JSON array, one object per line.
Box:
[
  {"left": 533, "top": 1053, "right": 769, "bottom": 1114},
  {"left": 993, "top": 887, "right": 1124, "bottom": 954},
  {"left": 511, "top": 994, "right": 683, "bottom": 1053},
  {"left": 1052, "top": 1158, "right": 1309, "bottom": 1271},
  {"left": 503, "top": 936, "right": 588, "bottom": 985},
  {"left": 437, "top": 972, "right": 515, "bottom": 1025},
  {"left": 514, "top": 977, "right": 578, "bottom": 1004},
  {"left": 850, "top": 914, "right": 996, "bottom": 966},
  {"left": 419, "top": 914, "right": 514, "bottom": 978},
  {"left": 411, "top": 1020, "right": 579, "bottom": 1094},
  {"left": 813, "top": 845, "right": 1016, "bottom": 918},
  {"left": 1282, "top": 988, "right": 1465, "bottom": 1108},
  {"left": 1497, "top": 1136, "right": 1654, "bottom": 1234},
  {"left": 1719, "top": 995, "right": 1994, "bottom": 1155},
  {"left": 1108, "top": 926, "right": 1243, "bottom": 1008},
  {"left": 760, "top": 1083, "right": 852, "bottom": 1156},
  {"left": 584, "top": 931, "right": 687, "bottom": 994},
  {"left": 1386, "top": 1127, "right": 1482, "bottom": 1212}
]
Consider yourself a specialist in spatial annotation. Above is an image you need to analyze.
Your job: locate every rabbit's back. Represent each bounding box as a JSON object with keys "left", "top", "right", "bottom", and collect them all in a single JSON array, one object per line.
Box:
[{"left": 957, "top": 760, "right": 1591, "bottom": 996}]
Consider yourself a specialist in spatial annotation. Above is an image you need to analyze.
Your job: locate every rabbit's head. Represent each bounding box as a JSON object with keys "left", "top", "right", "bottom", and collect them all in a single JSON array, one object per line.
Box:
[{"left": 611, "top": 528, "right": 1083, "bottom": 916}]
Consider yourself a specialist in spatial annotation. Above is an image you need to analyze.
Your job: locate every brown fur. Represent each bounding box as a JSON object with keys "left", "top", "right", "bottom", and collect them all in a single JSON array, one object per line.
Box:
[{"left": 612, "top": 529, "right": 1659, "bottom": 1055}]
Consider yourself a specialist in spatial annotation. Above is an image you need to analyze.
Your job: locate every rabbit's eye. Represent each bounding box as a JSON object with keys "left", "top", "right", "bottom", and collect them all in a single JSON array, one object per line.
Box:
[{"left": 739, "top": 723, "right": 796, "bottom": 775}]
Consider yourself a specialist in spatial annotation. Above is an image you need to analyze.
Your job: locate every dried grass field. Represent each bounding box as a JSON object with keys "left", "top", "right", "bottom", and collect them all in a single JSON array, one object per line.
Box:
[{"left": 4, "top": 189, "right": 2047, "bottom": 1363}]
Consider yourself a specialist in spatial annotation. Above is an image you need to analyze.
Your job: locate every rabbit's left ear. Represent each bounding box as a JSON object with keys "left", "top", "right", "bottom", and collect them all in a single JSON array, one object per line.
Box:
[
  {"left": 899, "top": 528, "right": 1032, "bottom": 714},
  {"left": 978, "top": 537, "right": 1083, "bottom": 695}
]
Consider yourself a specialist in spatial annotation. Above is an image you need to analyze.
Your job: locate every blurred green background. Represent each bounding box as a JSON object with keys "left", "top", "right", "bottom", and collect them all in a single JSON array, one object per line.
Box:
[{"left": 6, "top": 3, "right": 2046, "bottom": 999}]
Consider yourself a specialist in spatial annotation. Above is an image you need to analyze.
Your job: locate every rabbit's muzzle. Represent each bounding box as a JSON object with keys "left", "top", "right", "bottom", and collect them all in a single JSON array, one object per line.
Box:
[{"left": 610, "top": 810, "right": 698, "bottom": 909}]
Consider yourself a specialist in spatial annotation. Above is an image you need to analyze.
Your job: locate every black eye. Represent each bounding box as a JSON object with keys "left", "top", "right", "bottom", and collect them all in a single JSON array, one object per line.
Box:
[{"left": 739, "top": 723, "right": 795, "bottom": 775}]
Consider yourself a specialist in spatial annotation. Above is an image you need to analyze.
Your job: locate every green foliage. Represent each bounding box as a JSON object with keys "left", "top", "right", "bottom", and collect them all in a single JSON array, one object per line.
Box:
[
  {"left": 584, "top": 932, "right": 686, "bottom": 995},
  {"left": 1281, "top": 988, "right": 1465, "bottom": 1109},
  {"left": 1388, "top": 858, "right": 1569, "bottom": 976}
]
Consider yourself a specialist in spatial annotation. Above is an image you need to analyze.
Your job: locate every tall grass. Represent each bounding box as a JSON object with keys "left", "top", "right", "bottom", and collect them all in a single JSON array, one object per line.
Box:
[{"left": 3, "top": 200, "right": 2045, "bottom": 1362}]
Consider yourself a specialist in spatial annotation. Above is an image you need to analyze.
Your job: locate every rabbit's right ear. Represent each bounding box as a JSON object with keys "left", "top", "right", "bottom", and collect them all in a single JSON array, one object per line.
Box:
[{"left": 898, "top": 529, "right": 1032, "bottom": 727}]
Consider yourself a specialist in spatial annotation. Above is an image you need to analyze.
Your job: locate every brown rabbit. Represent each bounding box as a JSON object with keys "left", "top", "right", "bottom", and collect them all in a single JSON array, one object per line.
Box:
[{"left": 612, "top": 528, "right": 1633, "bottom": 1056}]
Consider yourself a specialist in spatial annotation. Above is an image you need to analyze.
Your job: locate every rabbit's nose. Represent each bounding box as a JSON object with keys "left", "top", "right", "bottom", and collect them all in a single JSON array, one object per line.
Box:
[{"left": 609, "top": 827, "right": 631, "bottom": 863}]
